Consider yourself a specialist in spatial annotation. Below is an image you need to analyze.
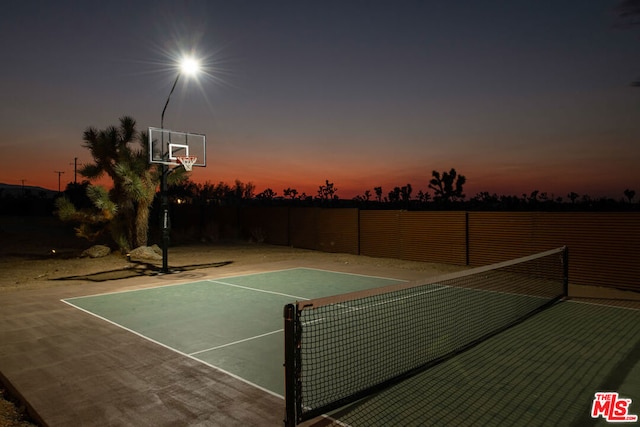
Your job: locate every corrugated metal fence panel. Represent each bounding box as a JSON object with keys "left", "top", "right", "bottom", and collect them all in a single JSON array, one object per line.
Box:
[
  {"left": 317, "top": 209, "right": 359, "bottom": 254},
  {"left": 468, "top": 212, "right": 540, "bottom": 265},
  {"left": 239, "top": 207, "right": 290, "bottom": 245},
  {"left": 399, "top": 211, "right": 467, "bottom": 265},
  {"left": 359, "top": 210, "right": 401, "bottom": 259},
  {"left": 536, "top": 213, "right": 640, "bottom": 291},
  {"left": 468, "top": 212, "right": 640, "bottom": 292},
  {"left": 205, "top": 207, "right": 640, "bottom": 292},
  {"left": 290, "top": 208, "right": 319, "bottom": 250}
]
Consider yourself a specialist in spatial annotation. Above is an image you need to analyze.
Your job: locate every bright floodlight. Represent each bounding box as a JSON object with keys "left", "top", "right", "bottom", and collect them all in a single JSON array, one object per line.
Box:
[{"left": 180, "top": 57, "right": 200, "bottom": 75}]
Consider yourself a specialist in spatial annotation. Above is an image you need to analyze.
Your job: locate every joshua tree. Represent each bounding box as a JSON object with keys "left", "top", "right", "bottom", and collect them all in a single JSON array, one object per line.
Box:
[
  {"left": 428, "top": 168, "right": 466, "bottom": 202},
  {"left": 400, "top": 184, "right": 412, "bottom": 202},
  {"left": 374, "top": 186, "right": 383, "bottom": 203},
  {"left": 317, "top": 180, "right": 338, "bottom": 200},
  {"left": 283, "top": 187, "right": 299, "bottom": 199},
  {"left": 256, "top": 188, "right": 277, "bottom": 200},
  {"left": 56, "top": 116, "right": 188, "bottom": 251},
  {"left": 388, "top": 187, "right": 401, "bottom": 203}
]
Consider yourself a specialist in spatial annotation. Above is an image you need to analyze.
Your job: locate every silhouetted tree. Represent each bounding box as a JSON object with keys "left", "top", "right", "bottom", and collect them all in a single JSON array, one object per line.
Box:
[
  {"left": 317, "top": 180, "right": 338, "bottom": 201},
  {"left": 400, "top": 184, "right": 412, "bottom": 202},
  {"left": 195, "top": 182, "right": 220, "bottom": 205},
  {"left": 388, "top": 187, "right": 401, "bottom": 203},
  {"left": 256, "top": 188, "right": 276, "bottom": 200},
  {"left": 353, "top": 190, "right": 372, "bottom": 204},
  {"left": 525, "top": 190, "right": 540, "bottom": 204},
  {"left": 428, "top": 168, "right": 466, "bottom": 202},
  {"left": 56, "top": 116, "right": 188, "bottom": 251},
  {"left": 416, "top": 190, "right": 431, "bottom": 203},
  {"left": 233, "top": 179, "right": 255, "bottom": 201},
  {"left": 624, "top": 188, "right": 636, "bottom": 202},
  {"left": 374, "top": 186, "right": 383, "bottom": 203},
  {"left": 567, "top": 192, "right": 580, "bottom": 204},
  {"left": 472, "top": 192, "right": 500, "bottom": 205},
  {"left": 283, "top": 187, "right": 299, "bottom": 199},
  {"left": 63, "top": 181, "right": 93, "bottom": 210},
  {"left": 168, "top": 179, "right": 199, "bottom": 204}
]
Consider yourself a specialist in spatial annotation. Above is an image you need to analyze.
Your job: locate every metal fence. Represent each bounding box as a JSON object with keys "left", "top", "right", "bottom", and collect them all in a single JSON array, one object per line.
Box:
[{"left": 173, "top": 206, "right": 640, "bottom": 292}]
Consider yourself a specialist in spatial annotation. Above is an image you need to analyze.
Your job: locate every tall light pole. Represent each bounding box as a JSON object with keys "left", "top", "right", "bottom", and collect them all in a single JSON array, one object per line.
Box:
[{"left": 159, "top": 56, "right": 200, "bottom": 273}]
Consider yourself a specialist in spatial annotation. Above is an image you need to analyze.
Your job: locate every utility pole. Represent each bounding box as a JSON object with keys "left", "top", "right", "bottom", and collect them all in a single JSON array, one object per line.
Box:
[
  {"left": 20, "top": 179, "right": 26, "bottom": 197},
  {"left": 54, "top": 171, "right": 65, "bottom": 193},
  {"left": 69, "top": 157, "right": 78, "bottom": 184}
]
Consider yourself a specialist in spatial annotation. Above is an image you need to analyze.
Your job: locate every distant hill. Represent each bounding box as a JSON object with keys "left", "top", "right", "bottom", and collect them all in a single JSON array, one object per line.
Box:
[{"left": 0, "top": 183, "right": 58, "bottom": 198}]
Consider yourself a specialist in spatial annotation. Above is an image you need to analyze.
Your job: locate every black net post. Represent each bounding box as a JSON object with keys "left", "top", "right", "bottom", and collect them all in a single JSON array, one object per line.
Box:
[
  {"left": 562, "top": 246, "right": 569, "bottom": 296},
  {"left": 283, "top": 303, "right": 299, "bottom": 427}
]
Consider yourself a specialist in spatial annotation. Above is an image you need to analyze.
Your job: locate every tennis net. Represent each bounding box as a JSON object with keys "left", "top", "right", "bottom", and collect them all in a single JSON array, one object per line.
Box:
[{"left": 283, "top": 246, "right": 568, "bottom": 425}]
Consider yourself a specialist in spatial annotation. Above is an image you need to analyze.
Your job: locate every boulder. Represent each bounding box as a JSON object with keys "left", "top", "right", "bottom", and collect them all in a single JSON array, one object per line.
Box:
[
  {"left": 81, "top": 245, "right": 111, "bottom": 258},
  {"left": 129, "top": 246, "right": 163, "bottom": 262}
]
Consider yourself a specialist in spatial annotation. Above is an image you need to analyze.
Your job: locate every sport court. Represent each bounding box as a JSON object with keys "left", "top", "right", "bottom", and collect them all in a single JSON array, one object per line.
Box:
[
  {"left": 62, "top": 268, "right": 405, "bottom": 398},
  {"left": 59, "top": 262, "right": 640, "bottom": 426}
]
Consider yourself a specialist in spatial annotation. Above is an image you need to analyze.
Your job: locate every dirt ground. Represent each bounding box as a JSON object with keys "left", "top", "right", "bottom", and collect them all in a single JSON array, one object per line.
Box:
[
  {"left": 0, "top": 216, "right": 464, "bottom": 426},
  {"left": 0, "top": 217, "right": 463, "bottom": 294}
]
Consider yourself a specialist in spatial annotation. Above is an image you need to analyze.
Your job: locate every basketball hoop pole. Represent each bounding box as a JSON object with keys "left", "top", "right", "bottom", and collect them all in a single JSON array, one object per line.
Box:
[
  {"left": 160, "top": 163, "right": 170, "bottom": 273},
  {"left": 159, "top": 73, "right": 181, "bottom": 273},
  {"left": 158, "top": 57, "right": 200, "bottom": 273}
]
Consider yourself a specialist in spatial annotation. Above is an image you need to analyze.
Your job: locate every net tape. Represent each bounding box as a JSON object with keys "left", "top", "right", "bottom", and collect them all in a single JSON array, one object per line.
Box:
[{"left": 284, "top": 246, "right": 567, "bottom": 424}]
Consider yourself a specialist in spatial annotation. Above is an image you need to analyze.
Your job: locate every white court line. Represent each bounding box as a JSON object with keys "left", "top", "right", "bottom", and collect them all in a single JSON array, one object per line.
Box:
[
  {"left": 61, "top": 299, "right": 284, "bottom": 399},
  {"left": 60, "top": 268, "right": 412, "bottom": 402},
  {"left": 62, "top": 277, "right": 208, "bottom": 300},
  {"left": 190, "top": 329, "right": 284, "bottom": 356},
  {"left": 63, "top": 267, "right": 306, "bottom": 301},
  {"left": 207, "top": 279, "right": 310, "bottom": 301},
  {"left": 568, "top": 299, "right": 640, "bottom": 311},
  {"left": 296, "top": 266, "right": 410, "bottom": 282}
]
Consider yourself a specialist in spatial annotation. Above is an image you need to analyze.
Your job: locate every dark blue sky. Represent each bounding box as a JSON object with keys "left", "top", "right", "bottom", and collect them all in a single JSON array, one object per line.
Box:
[{"left": 1, "top": 0, "right": 638, "bottom": 199}]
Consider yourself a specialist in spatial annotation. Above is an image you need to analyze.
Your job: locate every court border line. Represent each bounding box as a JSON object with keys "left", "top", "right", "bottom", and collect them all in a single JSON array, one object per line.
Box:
[
  {"left": 62, "top": 267, "right": 305, "bottom": 301},
  {"left": 60, "top": 267, "right": 411, "bottom": 401},
  {"left": 207, "top": 279, "right": 310, "bottom": 300},
  {"left": 60, "top": 298, "right": 286, "bottom": 399},
  {"left": 63, "top": 267, "right": 407, "bottom": 302},
  {"left": 58, "top": 268, "right": 639, "bottom": 422}
]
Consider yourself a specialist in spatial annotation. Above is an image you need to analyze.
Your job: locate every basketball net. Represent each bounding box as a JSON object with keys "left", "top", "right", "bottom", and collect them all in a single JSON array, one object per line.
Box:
[{"left": 176, "top": 156, "right": 197, "bottom": 171}]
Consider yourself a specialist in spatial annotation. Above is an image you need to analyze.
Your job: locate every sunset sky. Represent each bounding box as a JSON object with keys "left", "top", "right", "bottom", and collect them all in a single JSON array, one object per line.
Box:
[{"left": 1, "top": 1, "right": 638, "bottom": 200}]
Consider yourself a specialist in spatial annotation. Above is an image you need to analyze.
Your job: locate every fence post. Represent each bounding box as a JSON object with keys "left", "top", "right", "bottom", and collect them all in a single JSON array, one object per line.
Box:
[
  {"left": 562, "top": 246, "right": 569, "bottom": 296},
  {"left": 465, "top": 212, "right": 470, "bottom": 266}
]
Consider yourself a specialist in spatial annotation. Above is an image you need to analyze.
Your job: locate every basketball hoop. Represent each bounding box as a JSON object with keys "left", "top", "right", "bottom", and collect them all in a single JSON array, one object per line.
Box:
[{"left": 176, "top": 156, "right": 197, "bottom": 171}]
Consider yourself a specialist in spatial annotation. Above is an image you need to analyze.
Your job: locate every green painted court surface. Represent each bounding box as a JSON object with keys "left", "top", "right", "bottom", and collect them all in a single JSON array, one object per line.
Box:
[
  {"left": 63, "top": 268, "right": 405, "bottom": 397},
  {"left": 62, "top": 267, "right": 640, "bottom": 424}
]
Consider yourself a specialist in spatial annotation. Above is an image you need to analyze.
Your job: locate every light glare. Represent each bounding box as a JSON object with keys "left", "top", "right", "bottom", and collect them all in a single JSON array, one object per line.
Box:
[{"left": 180, "top": 57, "right": 200, "bottom": 75}]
